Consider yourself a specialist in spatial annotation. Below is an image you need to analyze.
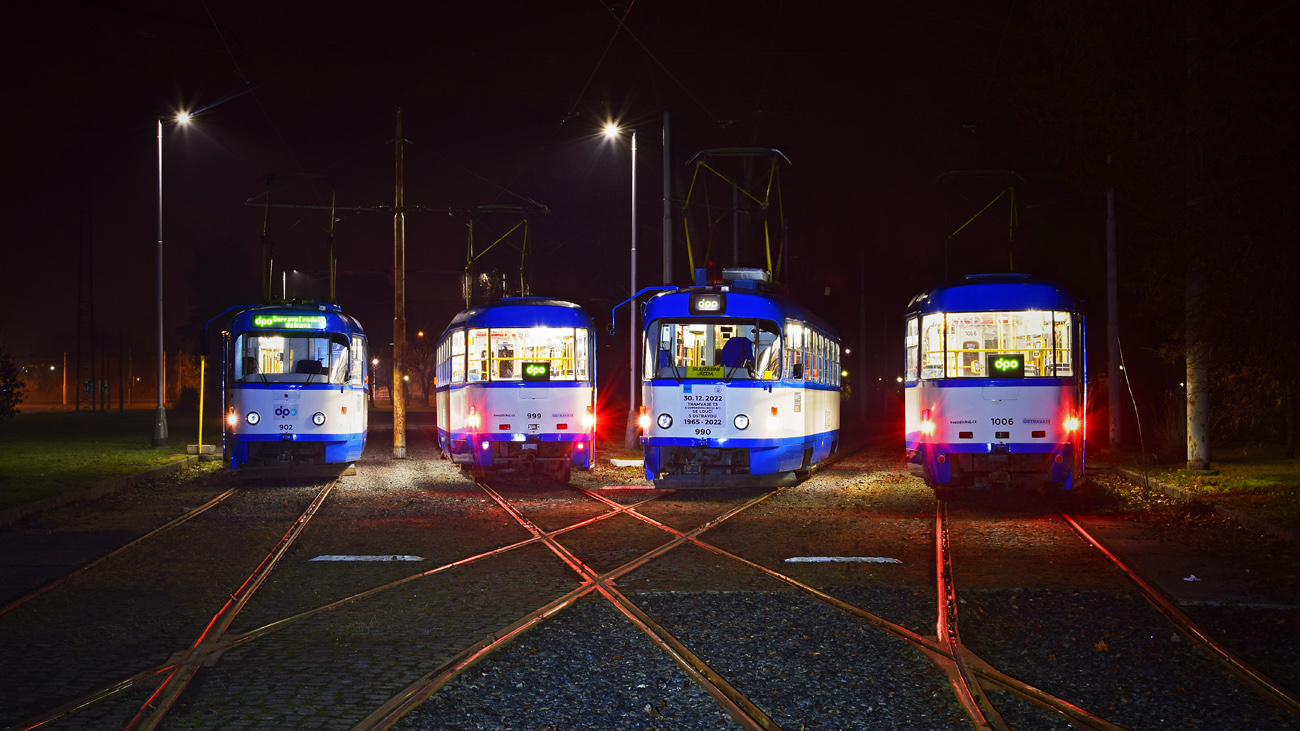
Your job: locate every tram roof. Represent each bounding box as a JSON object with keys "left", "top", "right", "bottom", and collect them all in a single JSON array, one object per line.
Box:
[
  {"left": 643, "top": 287, "right": 839, "bottom": 338},
  {"left": 442, "top": 297, "right": 592, "bottom": 334},
  {"left": 905, "top": 274, "right": 1080, "bottom": 315},
  {"left": 227, "top": 302, "right": 366, "bottom": 337}
]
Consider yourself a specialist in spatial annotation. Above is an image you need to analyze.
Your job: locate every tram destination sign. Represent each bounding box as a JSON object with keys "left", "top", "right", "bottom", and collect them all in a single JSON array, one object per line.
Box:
[
  {"left": 521, "top": 361, "right": 551, "bottom": 382},
  {"left": 689, "top": 293, "right": 726, "bottom": 316},
  {"left": 252, "top": 314, "right": 328, "bottom": 330},
  {"left": 987, "top": 353, "right": 1025, "bottom": 378}
]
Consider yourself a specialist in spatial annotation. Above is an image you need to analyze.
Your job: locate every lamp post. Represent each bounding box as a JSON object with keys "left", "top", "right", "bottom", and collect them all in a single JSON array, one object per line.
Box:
[
  {"left": 153, "top": 111, "right": 190, "bottom": 447},
  {"left": 605, "top": 124, "right": 638, "bottom": 449}
]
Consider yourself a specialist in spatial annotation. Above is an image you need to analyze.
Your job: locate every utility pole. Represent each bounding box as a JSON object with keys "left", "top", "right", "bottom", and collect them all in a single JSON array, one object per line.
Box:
[
  {"left": 662, "top": 112, "right": 671, "bottom": 285},
  {"left": 393, "top": 109, "right": 407, "bottom": 459},
  {"left": 622, "top": 130, "right": 638, "bottom": 450},
  {"left": 1107, "top": 183, "right": 1120, "bottom": 447}
]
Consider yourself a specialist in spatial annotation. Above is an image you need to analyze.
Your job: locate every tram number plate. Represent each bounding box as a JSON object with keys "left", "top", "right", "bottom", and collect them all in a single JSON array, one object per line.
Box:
[{"left": 681, "top": 385, "right": 724, "bottom": 427}]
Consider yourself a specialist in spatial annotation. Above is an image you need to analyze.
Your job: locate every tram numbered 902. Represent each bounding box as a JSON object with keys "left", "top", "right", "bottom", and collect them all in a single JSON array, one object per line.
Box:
[
  {"left": 222, "top": 303, "right": 369, "bottom": 473},
  {"left": 640, "top": 268, "right": 841, "bottom": 488},
  {"left": 904, "top": 274, "right": 1086, "bottom": 491}
]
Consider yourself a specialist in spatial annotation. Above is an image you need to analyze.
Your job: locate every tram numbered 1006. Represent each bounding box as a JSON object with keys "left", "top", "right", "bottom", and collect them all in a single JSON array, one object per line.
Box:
[
  {"left": 221, "top": 303, "right": 369, "bottom": 474},
  {"left": 435, "top": 297, "right": 597, "bottom": 481},
  {"left": 904, "top": 274, "right": 1087, "bottom": 491},
  {"left": 639, "top": 268, "right": 841, "bottom": 488}
]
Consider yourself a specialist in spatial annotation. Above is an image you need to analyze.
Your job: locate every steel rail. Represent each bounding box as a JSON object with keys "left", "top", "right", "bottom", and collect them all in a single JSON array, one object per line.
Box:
[
  {"left": 10, "top": 491, "right": 662, "bottom": 730},
  {"left": 577, "top": 487, "right": 1127, "bottom": 731},
  {"left": 355, "top": 481, "right": 788, "bottom": 730},
  {"left": 122, "top": 479, "right": 340, "bottom": 731},
  {"left": 935, "top": 498, "right": 1009, "bottom": 730},
  {"left": 0, "top": 487, "right": 241, "bottom": 617},
  {"left": 219, "top": 493, "right": 663, "bottom": 651},
  {"left": 1062, "top": 513, "right": 1300, "bottom": 715},
  {"left": 474, "top": 481, "right": 781, "bottom": 731},
  {"left": 5, "top": 664, "right": 177, "bottom": 731}
]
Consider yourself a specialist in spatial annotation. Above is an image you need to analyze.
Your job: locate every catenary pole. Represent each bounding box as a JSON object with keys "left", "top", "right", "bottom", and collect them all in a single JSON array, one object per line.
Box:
[{"left": 393, "top": 109, "right": 407, "bottom": 458}]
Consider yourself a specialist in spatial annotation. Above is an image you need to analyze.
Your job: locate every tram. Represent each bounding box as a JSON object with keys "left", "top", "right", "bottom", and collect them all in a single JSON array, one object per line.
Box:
[
  {"left": 904, "top": 274, "right": 1086, "bottom": 490},
  {"left": 639, "top": 268, "right": 841, "bottom": 487},
  {"left": 222, "top": 303, "right": 369, "bottom": 472},
  {"left": 435, "top": 297, "right": 596, "bottom": 480}
]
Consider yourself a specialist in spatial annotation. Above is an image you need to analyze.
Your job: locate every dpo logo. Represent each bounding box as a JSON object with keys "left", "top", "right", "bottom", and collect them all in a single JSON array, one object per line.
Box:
[
  {"left": 993, "top": 358, "right": 1018, "bottom": 371},
  {"left": 274, "top": 406, "right": 298, "bottom": 417},
  {"left": 524, "top": 364, "right": 547, "bottom": 377}
]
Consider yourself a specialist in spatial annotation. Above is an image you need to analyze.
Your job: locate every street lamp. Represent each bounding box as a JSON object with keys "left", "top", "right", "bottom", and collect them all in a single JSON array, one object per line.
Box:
[
  {"left": 605, "top": 123, "right": 638, "bottom": 449},
  {"left": 153, "top": 110, "right": 192, "bottom": 447}
]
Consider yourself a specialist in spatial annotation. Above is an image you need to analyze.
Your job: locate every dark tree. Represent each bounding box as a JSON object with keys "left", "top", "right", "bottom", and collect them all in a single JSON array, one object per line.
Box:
[{"left": 0, "top": 347, "right": 26, "bottom": 418}]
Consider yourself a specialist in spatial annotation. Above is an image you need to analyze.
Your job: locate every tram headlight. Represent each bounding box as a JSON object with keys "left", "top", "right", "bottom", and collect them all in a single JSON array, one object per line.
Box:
[
  {"left": 583, "top": 405, "right": 596, "bottom": 429},
  {"left": 245, "top": 411, "right": 261, "bottom": 426},
  {"left": 312, "top": 411, "right": 327, "bottom": 426},
  {"left": 467, "top": 405, "right": 480, "bottom": 428},
  {"left": 637, "top": 406, "right": 650, "bottom": 430},
  {"left": 1064, "top": 416, "right": 1081, "bottom": 432},
  {"left": 657, "top": 413, "right": 673, "bottom": 429},
  {"left": 226, "top": 409, "right": 238, "bottom": 428},
  {"left": 919, "top": 409, "right": 934, "bottom": 435},
  {"left": 734, "top": 414, "right": 750, "bottom": 430}
]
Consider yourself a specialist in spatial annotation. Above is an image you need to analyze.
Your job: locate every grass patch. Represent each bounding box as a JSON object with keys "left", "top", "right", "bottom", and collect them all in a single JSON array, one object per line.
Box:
[
  {"left": 0, "top": 408, "right": 222, "bottom": 512},
  {"left": 1133, "top": 444, "right": 1300, "bottom": 529}
]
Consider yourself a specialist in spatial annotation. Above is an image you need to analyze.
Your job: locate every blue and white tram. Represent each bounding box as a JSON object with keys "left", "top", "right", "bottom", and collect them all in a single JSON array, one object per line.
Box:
[
  {"left": 639, "top": 269, "right": 841, "bottom": 487},
  {"left": 223, "top": 303, "right": 369, "bottom": 471},
  {"left": 434, "top": 297, "right": 596, "bottom": 479},
  {"left": 904, "top": 274, "right": 1086, "bottom": 490}
]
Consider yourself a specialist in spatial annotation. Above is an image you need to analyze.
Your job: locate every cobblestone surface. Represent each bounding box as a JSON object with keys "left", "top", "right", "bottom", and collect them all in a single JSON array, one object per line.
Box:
[{"left": 5, "top": 429, "right": 1300, "bottom": 730}]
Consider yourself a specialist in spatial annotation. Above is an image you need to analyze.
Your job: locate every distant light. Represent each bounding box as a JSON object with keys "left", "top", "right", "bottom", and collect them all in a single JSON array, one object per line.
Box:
[
  {"left": 1180, "top": 382, "right": 1185, "bottom": 387},
  {"left": 372, "top": 358, "right": 379, "bottom": 366},
  {"left": 417, "top": 331, "right": 424, "bottom": 338},
  {"left": 840, "top": 370, "right": 848, "bottom": 377},
  {"left": 896, "top": 376, "right": 903, "bottom": 383},
  {"left": 603, "top": 123, "right": 619, "bottom": 138},
  {"left": 844, "top": 348, "right": 851, "bottom": 355},
  {"left": 403, "top": 375, "right": 409, "bottom": 381},
  {"left": 176, "top": 110, "right": 192, "bottom": 125},
  {"left": 50, "top": 366, "right": 56, "bottom": 371}
]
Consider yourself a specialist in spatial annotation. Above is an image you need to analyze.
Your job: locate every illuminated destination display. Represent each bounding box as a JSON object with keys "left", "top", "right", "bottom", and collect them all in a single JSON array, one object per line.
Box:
[
  {"left": 252, "top": 314, "right": 328, "bottom": 330},
  {"left": 987, "top": 353, "right": 1025, "bottom": 378},
  {"left": 689, "top": 293, "right": 726, "bottom": 315},
  {"left": 521, "top": 361, "right": 551, "bottom": 382}
]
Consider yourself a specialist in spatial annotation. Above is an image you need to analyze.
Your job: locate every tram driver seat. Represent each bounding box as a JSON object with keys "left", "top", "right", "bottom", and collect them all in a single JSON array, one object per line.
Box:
[
  {"left": 294, "top": 359, "right": 325, "bottom": 375},
  {"left": 720, "top": 337, "right": 755, "bottom": 372}
]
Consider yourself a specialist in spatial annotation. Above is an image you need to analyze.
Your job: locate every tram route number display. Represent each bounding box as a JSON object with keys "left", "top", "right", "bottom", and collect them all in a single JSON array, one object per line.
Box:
[
  {"left": 986, "top": 353, "right": 1025, "bottom": 378},
  {"left": 681, "top": 384, "right": 724, "bottom": 433}
]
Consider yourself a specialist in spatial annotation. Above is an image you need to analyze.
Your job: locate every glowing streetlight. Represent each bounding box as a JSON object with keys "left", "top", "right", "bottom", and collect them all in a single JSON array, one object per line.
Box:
[
  {"left": 153, "top": 109, "right": 191, "bottom": 447},
  {"left": 606, "top": 122, "right": 638, "bottom": 449}
]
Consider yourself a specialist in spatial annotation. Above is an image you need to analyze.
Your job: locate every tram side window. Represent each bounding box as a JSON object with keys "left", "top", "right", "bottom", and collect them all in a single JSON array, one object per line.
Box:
[
  {"left": 451, "top": 330, "right": 466, "bottom": 383},
  {"left": 350, "top": 336, "right": 365, "bottom": 386},
  {"left": 576, "top": 329, "right": 589, "bottom": 381},
  {"left": 920, "top": 314, "right": 944, "bottom": 379},
  {"left": 905, "top": 317, "right": 919, "bottom": 382},
  {"left": 785, "top": 321, "right": 803, "bottom": 380},
  {"left": 467, "top": 328, "right": 487, "bottom": 382},
  {"left": 1052, "top": 312, "right": 1073, "bottom": 376}
]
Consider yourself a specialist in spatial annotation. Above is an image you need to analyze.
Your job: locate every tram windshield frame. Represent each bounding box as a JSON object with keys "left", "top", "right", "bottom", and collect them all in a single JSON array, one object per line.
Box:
[
  {"left": 644, "top": 318, "right": 783, "bottom": 381},
  {"left": 233, "top": 331, "right": 352, "bottom": 385},
  {"left": 454, "top": 326, "right": 589, "bottom": 383},
  {"left": 908, "top": 310, "right": 1074, "bottom": 381}
]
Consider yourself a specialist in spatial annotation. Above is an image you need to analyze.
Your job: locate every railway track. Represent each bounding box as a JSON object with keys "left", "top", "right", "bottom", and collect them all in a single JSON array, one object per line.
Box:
[{"left": 6, "top": 439, "right": 1300, "bottom": 730}]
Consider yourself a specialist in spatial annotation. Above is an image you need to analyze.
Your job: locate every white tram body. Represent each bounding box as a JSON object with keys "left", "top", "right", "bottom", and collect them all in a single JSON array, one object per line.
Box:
[
  {"left": 640, "top": 269, "right": 841, "bottom": 487},
  {"left": 435, "top": 298, "right": 596, "bottom": 479},
  {"left": 904, "top": 274, "right": 1086, "bottom": 490},
  {"left": 222, "top": 303, "right": 369, "bottom": 471}
]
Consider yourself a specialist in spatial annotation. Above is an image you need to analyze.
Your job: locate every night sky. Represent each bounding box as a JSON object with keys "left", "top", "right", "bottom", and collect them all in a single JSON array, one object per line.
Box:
[{"left": 4, "top": 1, "right": 1296, "bottom": 421}]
